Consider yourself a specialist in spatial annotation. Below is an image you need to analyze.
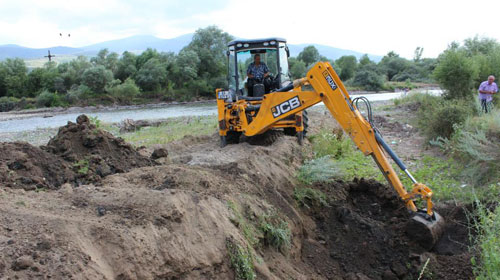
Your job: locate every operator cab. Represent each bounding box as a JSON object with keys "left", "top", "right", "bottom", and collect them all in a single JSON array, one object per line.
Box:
[{"left": 227, "top": 38, "right": 291, "bottom": 97}]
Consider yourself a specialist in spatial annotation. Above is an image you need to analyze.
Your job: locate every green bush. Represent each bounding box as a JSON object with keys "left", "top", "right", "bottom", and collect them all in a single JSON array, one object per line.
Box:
[
  {"left": 36, "top": 90, "right": 65, "bottom": 107},
  {"left": 442, "top": 109, "right": 500, "bottom": 185},
  {"left": 293, "top": 187, "right": 329, "bottom": 208},
  {"left": 471, "top": 203, "right": 500, "bottom": 280},
  {"left": 107, "top": 78, "right": 140, "bottom": 102},
  {"left": 259, "top": 215, "right": 291, "bottom": 252},
  {"left": 308, "top": 129, "right": 353, "bottom": 159},
  {"left": 226, "top": 239, "right": 256, "bottom": 280},
  {"left": 297, "top": 156, "right": 340, "bottom": 184},
  {"left": 433, "top": 49, "right": 477, "bottom": 100},
  {"left": 396, "top": 93, "right": 477, "bottom": 140},
  {"left": 0, "top": 96, "right": 20, "bottom": 112},
  {"left": 352, "top": 64, "right": 385, "bottom": 91}
]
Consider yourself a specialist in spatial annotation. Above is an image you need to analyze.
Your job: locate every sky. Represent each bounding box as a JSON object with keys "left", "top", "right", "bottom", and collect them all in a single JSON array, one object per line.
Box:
[{"left": 0, "top": 0, "right": 499, "bottom": 58}]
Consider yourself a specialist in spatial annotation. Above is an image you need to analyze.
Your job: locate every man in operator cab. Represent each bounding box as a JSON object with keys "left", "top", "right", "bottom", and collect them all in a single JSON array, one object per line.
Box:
[{"left": 246, "top": 54, "right": 270, "bottom": 96}]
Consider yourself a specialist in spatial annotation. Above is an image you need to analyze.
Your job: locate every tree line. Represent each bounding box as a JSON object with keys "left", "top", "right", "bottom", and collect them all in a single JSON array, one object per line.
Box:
[{"left": 0, "top": 25, "right": 498, "bottom": 111}]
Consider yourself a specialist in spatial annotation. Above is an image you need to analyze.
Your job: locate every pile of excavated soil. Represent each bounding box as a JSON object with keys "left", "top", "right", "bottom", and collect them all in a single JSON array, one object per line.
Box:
[
  {"left": 0, "top": 111, "right": 476, "bottom": 279},
  {"left": 0, "top": 142, "right": 75, "bottom": 190},
  {"left": 43, "top": 115, "right": 154, "bottom": 182},
  {"left": 303, "top": 178, "right": 473, "bottom": 280}
]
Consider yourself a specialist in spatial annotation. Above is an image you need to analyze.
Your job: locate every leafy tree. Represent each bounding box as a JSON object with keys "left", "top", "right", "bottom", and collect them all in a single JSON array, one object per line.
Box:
[
  {"left": 182, "top": 25, "right": 233, "bottom": 94},
  {"left": 359, "top": 54, "right": 373, "bottom": 67},
  {"left": 335, "top": 55, "right": 357, "bottom": 81},
  {"left": 82, "top": 65, "right": 113, "bottom": 93},
  {"left": 289, "top": 58, "right": 306, "bottom": 79},
  {"left": 0, "top": 63, "right": 7, "bottom": 97},
  {"left": 63, "top": 56, "right": 92, "bottom": 87},
  {"left": 115, "top": 51, "right": 137, "bottom": 81},
  {"left": 175, "top": 49, "right": 200, "bottom": 84},
  {"left": 413, "top": 47, "right": 424, "bottom": 62},
  {"left": 136, "top": 48, "right": 160, "bottom": 70},
  {"left": 298, "top": 45, "right": 320, "bottom": 66},
  {"left": 3, "top": 58, "right": 28, "bottom": 97},
  {"left": 107, "top": 78, "right": 140, "bottom": 102},
  {"left": 352, "top": 64, "right": 384, "bottom": 91},
  {"left": 135, "top": 58, "right": 167, "bottom": 91},
  {"left": 378, "top": 52, "right": 409, "bottom": 81},
  {"left": 433, "top": 49, "right": 477, "bottom": 99},
  {"left": 463, "top": 36, "right": 497, "bottom": 56}
]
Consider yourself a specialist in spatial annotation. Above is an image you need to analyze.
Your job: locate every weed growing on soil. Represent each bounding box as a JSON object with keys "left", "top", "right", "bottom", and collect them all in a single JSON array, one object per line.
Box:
[
  {"left": 308, "top": 129, "right": 352, "bottom": 159},
  {"left": 73, "top": 159, "right": 89, "bottom": 175},
  {"left": 116, "top": 116, "right": 217, "bottom": 147},
  {"left": 227, "top": 201, "right": 259, "bottom": 247},
  {"left": 297, "top": 156, "right": 340, "bottom": 184},
  {"left": 435, "top": 109, "right": 500, "bottom": 186},
  {"left": 293, "top": 187, "right": 329, "bottom": 209},
  {"left": 226, "top": 238, "right": 256, "bottom": 280},
  {"left": 258, "top": 214, "right": 291, "bottom": 252},
  {"left": 470, "top": 202, "right": 500, "bottom": 280},
  {"left": 89, "top": 116, "right": 102, "bottom": 128}
]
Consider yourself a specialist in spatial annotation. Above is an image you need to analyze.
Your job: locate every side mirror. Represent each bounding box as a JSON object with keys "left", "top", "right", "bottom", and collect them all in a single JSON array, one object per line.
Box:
[
  {"left": 226, "top": 50, "right": 230, "bottom": 56},
  {"left": 285, "top": 47, "right": 290, "bottom": 58}
]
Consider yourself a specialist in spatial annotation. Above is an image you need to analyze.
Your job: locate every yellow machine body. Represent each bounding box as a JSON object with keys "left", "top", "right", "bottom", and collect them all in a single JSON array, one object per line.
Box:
[{"left": 216, "top": 61, "right": 445, "bottom": 247}]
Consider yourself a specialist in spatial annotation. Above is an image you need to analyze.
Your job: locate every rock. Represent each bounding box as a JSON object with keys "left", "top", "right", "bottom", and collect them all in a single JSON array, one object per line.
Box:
[
  {"left": 12, "top": 256, "right": 34, "bottom": 271},
  {"left": 96, "top": 164, "right": 112, "bottom": 177},
  {"left": 97, "top": 206, "right": 106, "bottom": 216},
  {"left": 151, "top": 148, "right": 168, "bottom": 159},
  {"left": 382, "top": 270, "right": 398, "bottom": 280},
  {"left": 391, "top": 261, "right": 407, "bottom": 278},
  {"left": 76, "top": 114, "right": 90, "bottom": 125}
]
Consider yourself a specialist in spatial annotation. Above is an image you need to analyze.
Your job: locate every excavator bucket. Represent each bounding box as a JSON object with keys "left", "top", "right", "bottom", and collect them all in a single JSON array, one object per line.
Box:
[{"left": 406, "top": 212, "right": 446, "bottom": 250}]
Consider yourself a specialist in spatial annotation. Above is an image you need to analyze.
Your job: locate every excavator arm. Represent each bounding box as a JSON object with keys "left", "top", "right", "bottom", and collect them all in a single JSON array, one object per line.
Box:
[{"left": 237, "top": 61, "right": 444, "bottom": 247}]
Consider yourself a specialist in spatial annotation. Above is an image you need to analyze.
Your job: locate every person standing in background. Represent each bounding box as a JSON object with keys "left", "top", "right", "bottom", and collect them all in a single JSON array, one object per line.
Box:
[{"left": 478, "top": 75, "right": 498, "bottom": 113}]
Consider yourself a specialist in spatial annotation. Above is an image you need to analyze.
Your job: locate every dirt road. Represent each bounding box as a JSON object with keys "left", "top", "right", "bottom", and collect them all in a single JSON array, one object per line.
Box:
[{"left": 0, "top": 112, "right": 472, "bottom": 279}]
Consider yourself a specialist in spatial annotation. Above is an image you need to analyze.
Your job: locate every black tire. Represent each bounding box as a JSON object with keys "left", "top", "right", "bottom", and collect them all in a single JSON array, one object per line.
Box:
[
  {"left": 247, "top": 130, "right": 283, "bottom": 146},
  {"left": 220, "top": 136, "right": 227, "bottom": 148},
  {"left": 283, "top": 127, "right": 297, "bottom": 136},
  {"left": 303, "top": 110, "right": 309, "bottom": 137},
  {"left": 226, "top": 131, "right": 241, "bottom": 144},
  {"left": 297, "top": 131, "right": 304, "bottom": 146}
]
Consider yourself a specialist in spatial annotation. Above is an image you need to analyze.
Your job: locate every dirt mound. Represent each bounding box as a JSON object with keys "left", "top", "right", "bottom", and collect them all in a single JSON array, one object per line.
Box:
[
  {"left": 0, "top": 142, "right": 75, "bottom": 190},
  {"left": 303, "top": 178, "right": 473, "bottom": 279},
  {"left": 43, "top": 115, "right": 154, "bottom": 182}
]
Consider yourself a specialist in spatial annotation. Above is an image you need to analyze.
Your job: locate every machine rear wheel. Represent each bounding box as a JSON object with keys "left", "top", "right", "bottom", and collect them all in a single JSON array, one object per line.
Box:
[{"left": 226, "top": 131, "right": 241, "bottom": 144}]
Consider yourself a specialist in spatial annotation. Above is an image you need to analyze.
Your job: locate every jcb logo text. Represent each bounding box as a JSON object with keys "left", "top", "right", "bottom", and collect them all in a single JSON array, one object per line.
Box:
[{"left": 272, "top": 96, "right": 301, "bottom": 118}]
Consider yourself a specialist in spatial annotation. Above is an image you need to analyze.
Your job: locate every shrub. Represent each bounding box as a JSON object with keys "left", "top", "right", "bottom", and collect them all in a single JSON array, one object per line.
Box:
[
  {"left": 297, "top": 156, "right": 340, "bottom": 184},
  {"left": 107, "top": 78, "right": 140, "bottom": 102},
  {"left": 352, "top": 64, "right": 385, "bottom": 91},
  {"left": 397, "top": 93, "right": 477, "bottom": 140},
  {"left": 433, "top": 49, "right": 477, "bottom": 100},
  {"left": 36, "top": 90, "right": 65, "bottom": 107},
  {"left": 471, "top": 203, "right": 500, "bottom": 280},
  {"left": 442, "top": 109, "right": 500, "bottom": 185},
  {"left": 258, "top": 214, "right": 291, "bottom": 252},
  {"left": 226, "top": 239, "right": 256, "bottom": 280},
  {"left": 308, "top": 129, "right": 353, "bottom": 159},
  {"left": 0, "top": 96, "right": 20, "bottom": 112},
  {"left": 293, "top": 187, "right": 329, "bottom": 208}
]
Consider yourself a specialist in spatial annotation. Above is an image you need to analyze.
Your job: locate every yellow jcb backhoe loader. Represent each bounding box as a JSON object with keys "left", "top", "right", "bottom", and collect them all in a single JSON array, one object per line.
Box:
[{"left": 216, "top": 38, "right": 445, "bottom": 248}]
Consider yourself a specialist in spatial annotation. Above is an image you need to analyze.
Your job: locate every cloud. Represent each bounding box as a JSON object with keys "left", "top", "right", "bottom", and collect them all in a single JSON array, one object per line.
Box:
[{"left": 1, "top": 0, "right": 500, "bottom": 58}]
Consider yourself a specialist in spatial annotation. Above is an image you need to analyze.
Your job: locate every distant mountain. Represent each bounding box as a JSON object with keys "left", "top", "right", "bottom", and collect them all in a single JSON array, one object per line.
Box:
[
  {"left": 288, "top": 43, "right": 382, "bottom": 62},
  {"left": 0, "top": 44, "right": 83, "bottom": 60},
  {"left": 81, "top": 33, "right": 193, "bottom": 54},
  {"left": 0, "top": 34, "right": 382, "bottom": 62}
]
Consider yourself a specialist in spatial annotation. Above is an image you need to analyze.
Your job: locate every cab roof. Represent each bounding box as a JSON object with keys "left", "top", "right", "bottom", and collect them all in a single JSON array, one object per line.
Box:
[{"left": 228, "top": 37, "right": 286, "bottom": 47}]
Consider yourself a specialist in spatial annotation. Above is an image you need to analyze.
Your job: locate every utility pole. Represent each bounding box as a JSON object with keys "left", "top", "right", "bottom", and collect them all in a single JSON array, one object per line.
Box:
[{"left": 45, "top": 50, "right": 56, "bottom": 62}]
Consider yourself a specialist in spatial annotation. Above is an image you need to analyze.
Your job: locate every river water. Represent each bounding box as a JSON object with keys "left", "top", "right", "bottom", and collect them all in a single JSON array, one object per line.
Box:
[{"left": 0, "top": 90, "right": 442, "bottom": 133}]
